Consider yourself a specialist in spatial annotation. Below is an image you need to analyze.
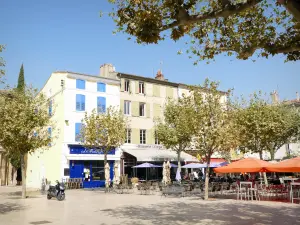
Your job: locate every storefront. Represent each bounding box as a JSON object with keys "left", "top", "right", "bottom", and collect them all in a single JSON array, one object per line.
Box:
[{"left": 67, "top": 145, "right": 116, "bottom": 188}]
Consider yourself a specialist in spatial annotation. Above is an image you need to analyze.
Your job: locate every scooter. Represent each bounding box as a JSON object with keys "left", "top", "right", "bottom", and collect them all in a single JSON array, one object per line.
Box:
[{"left": 47, "top": 180, "right": 65, "bottom": 201}]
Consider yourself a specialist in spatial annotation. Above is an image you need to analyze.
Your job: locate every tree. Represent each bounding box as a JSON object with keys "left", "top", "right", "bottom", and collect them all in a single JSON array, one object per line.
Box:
[
  {"left": 190, "top": 79, "right": 236, "bottom": 200},
  {"left": 17, "top": 64, "right": 25, "bottom": 91},
  {"left": 235, "top": 92, "right": 300, "bottom": 160},
  {"left": 0, "top": 45, "right": 5, "bottom": 82},
  {"left": 107, "top": 0, "right": 300, "bottom": 62},
  {"left": 155, "top": 97, "right": 196, "bottom": 175},
  {"left": 80, "top": 107, "right": 126, "bottom": 187},
  {"left": 0, "top": 87, "right": 54, "bottom": 198}
]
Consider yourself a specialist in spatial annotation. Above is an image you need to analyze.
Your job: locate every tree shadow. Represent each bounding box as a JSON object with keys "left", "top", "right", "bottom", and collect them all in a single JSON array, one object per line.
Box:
[
  {"left": 0, "top": 191, "right": 22, "bottom": 196},
  {"left": 103, "top": 200, "right": 300, "bottom": 225},
  {"left": 0, "top": 202, "right": 25, "bottom": 214}
]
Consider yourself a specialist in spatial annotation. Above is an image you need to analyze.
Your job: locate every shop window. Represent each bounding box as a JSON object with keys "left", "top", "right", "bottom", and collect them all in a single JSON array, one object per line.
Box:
[{"left": 91, "top": 161, "right": 105, "bottom": 180}]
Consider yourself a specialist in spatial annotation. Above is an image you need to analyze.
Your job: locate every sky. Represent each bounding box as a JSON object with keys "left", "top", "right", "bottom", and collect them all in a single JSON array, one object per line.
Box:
[{"left": 1, "top": 0, "right": 299, "bottom": 100}]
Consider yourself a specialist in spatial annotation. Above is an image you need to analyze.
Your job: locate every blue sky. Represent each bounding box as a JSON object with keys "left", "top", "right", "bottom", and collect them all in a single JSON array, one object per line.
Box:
[{"left": 1, "top": 0, "right": 299, "bottom": 100}]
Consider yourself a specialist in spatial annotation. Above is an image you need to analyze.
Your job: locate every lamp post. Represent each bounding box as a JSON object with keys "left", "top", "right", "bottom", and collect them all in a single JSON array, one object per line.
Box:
[{"left": 120, "top": 153, "right": 125, "bottom": 175}]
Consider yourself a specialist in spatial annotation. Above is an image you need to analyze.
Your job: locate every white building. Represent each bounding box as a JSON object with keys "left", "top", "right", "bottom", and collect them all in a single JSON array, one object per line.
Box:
[{"left": 26, "top": 70, "right": 121, "bottom": 188}]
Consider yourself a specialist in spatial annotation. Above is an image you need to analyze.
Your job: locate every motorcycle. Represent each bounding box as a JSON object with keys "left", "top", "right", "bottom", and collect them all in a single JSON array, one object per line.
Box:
[{"left": 47, "top": 180, "right": 65, "bottom": 201}]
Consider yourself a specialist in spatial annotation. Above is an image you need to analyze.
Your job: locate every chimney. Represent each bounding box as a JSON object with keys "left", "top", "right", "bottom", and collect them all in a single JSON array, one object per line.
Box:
[
  {"left": 271, "top": 90, "right": 279, "bottom": 104},
  {"left": 100, "top": 63, "right": 116, "bottom": 78},
  {"left": 155, "top": 70, "right": 165, "bottom": 81},
  {"left": 296, "top": 92, "right": 299, "bottom": 101}
]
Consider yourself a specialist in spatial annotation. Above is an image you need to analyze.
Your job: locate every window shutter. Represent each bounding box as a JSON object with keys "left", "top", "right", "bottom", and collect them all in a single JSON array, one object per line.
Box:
[
  {"left": 131, "top": 128, "right": 139, "bottom": 144},
  {"left": 144, "top": 83, "right": 146, "bottom": 95},
  {"left": 120, "top": 79, "right": 125, "bottom": 92},
  {"left": 153, "top": 85, "right": 160, "bottom": 97},
  {"left": 153, "top": 103, "right": 161, "bottom": 118},
  {"left": 146, "top": 129, "right": 153, "bottom": 144},
  {"left": 146, "top": 103, "right": 150, "bottom": 118},
  {"left": 97, "top": 82, "right": 106, "bottom": 92},
  {"left": 75, "top": 123, "right": 82, "bottom": 142},
  {"left": 135, "top": 81, "right": 139, "bottom": 94},
  {"left": 132, "top": 101, "right": 139, "bottom": 117},
  {"left": 97, "top": 97, "right": 106, "bottom": 113},
  {"left": 81, "top": 95, "right": 86, "bottom": 111},
  {"left": 166, "top": 87, "right": 173, "bottom": 98},
  {"left": 120, "top": 99, "right": 124, "bottom": 114}
]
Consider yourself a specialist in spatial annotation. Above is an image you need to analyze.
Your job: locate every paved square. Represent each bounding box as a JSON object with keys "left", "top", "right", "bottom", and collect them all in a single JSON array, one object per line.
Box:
[{"left": 0, "top": 187, "right": 299, "bottom": 225}]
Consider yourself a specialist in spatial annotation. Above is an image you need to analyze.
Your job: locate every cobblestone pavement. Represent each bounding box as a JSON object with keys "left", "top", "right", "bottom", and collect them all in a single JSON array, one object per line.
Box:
[{"left": 0, "top": 186, "right": 299, "bottom": 225}]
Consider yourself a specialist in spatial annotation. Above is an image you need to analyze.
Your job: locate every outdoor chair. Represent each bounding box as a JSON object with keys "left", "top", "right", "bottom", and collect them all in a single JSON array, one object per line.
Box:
[
  {"left": 290, "top": 183, "right": 300, "bottom": 204},
  {"left": 236, "top": 183, "right": 247, "bottom": 200}
]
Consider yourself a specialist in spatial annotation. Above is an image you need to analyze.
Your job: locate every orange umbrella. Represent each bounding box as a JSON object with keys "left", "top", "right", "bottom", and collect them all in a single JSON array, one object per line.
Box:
[
  {"left": 265, "top": 157, "right": 300, "bottom": 172},
  {"left": 214, "top": 158, "right": 272, "bottom": 173}
]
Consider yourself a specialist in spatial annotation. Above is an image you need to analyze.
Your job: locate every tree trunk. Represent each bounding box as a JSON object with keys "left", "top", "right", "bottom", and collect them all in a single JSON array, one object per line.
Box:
[
  {"left": 21, "top": 154, "right": 26, "bottom": 199},
  {"left": 270, "top": 150, "right": 275, "bottom": 161},
  {"left": 104, "top": 152, "right": 108, "bottom": 190},
  {"left": 204, "top": 156, "right": 211, "bottom": 200},
  {"left": 259, "top": 151, "right": 268, "bottom": 187}
]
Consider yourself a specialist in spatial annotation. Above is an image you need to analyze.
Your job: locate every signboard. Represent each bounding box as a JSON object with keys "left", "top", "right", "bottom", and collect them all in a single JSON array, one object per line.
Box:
[
  {"left": 69, "top": 145, "right": 115, "bottom": 155},
  {"left": 136, "top": 144, "right": 165, "bottom": 149}
]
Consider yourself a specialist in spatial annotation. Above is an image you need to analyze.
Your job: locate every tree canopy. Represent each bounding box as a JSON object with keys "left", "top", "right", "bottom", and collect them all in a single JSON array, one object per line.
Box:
[
  {"left": 155, "top": 96, "right": 196, "bottom": 172},
  {"left": 234, "top": 92, "right": 300, "bottom": 160},
  {"left": 0, "top": 87, "right": 54, "bottom": 198},
  {"left": 80, "top": 107, "right": 127, "bottom": 167},
  {"left": 0, "top": 45, "right": 5, "bottom": 81},
  {"left": 107, "top": 0, "right": 300, "bottom": 62},
  {"left": 17, "top": 64, "right": 25, "bottom": 91}
]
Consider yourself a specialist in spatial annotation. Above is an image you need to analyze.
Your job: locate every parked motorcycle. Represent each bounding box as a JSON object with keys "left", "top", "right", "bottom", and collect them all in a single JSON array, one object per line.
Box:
[{"left": 47, "top": 180, "right": 65, "bottom": 201}]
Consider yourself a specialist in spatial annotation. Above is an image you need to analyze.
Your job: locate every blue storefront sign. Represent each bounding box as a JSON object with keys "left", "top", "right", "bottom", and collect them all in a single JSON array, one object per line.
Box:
[{"left": 69, "top": 145, "right": 115, "bottom": 155}]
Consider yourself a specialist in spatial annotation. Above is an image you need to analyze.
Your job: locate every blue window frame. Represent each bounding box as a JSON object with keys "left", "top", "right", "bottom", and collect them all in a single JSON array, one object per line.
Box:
[
  {"left": 97, "top": 82, "right": 106, "bottom": 92},
  {"left": 49, "top": 100, "right": 53, "bottom": 116},
  {"left": 97, "top": 97, "right": 106, "bottom": 113},
  {"left": 48, "top": 127, "right": 52, "bottom": 146},
  {"left": 75, "top": 123, "right": 82, "bottom": 142},
  {"left": 76, "top": 79, "right": 85, "bottom": 89},
  {"left": 76, "top": 94, "right": 85, "bottom": 111}
]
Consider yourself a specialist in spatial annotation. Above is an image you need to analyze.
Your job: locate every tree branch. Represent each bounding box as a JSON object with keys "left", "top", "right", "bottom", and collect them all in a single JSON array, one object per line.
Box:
[
  {"left": 279, "top": 0, "right": 300, "bottom": 22},
  {"left": 161, "top": 0, "right": 263, "bottom": 31}
]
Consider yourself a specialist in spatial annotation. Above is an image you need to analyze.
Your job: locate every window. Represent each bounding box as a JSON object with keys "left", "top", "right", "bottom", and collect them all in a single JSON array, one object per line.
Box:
[
  {"left": 140, "top": 129, "right": 146, "bottom": 144},
  {"left": 97, "top": 97, "right": 106, "bottom": 113},
  {"left": 155, "top": 131, "right": 160, "bottom": 145},
  {"left": 48, "top": 127, "right": 52, "bottom": 146},
  {"left": 97, "top": 82, "right": 106, "bottom": 92},
  {"left": 48, "top": 100, "right": 53, "bottom": 116},
  {"left": 76, "top": 94, "right": 85, "bottom": 111},
  {"left": 125, "top": 129, "right": 131, "bottom": 143},
  {"left": 139, "top": 82, "right": 145, "bottom": 94},
  {"left": 124, "top": 100, "right": 131, "bottom": 115},
  {"left": 139, "top": 103, "right": 145, "bottom": 116},
  {"left": 124, "top": 80, "right": 130, "bottom": 92},
  {"left": 75, "top": 123, "right": 82, "bottom": 142},
  {"left": 91, "top": 161, "right": 105, "bottom": 180},
  {"left": 76, "top": 79, "right": 85, "bottom": 89}
]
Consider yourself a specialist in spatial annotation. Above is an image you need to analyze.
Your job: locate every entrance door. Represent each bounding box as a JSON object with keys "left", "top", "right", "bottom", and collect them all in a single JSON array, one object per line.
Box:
[{"left": 70, "top": 161, "right": 83, "bottom": 178}]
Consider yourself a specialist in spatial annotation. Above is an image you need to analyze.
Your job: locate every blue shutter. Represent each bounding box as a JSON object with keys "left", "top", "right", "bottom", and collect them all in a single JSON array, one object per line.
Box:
[
  {"left": 81, "top": 95, "right": 85, "bottom": 111},
  {"left": 97, "top": 82, "right": 106, "bottom": 92},
  {"left": 75, "top": 123, "right": 82, "bottom": 142},
  {"left": 97, "top": 97, "right": 106, "bottom": 113},
  {"left": 49, "top": 100, "right": 53, "bottom": 116},
  {"left": 76, "top": 79, "right": 85, "bottom": 89},
  {"left": 76, "top": 94, "right": 85, "bottom": 111}
]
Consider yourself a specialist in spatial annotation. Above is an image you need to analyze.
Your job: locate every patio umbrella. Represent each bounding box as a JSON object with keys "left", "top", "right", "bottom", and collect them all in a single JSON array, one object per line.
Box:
[
  {"left": 266, "top": 157, "right": 300, "bottom": 172},
  {"left": 182, "top": 163, "right": 207, "bottom": 169},
  {"left": 166, "top": 161, "right": 171, "bottom": 184},
  {"left": 214, "top": 158, "right": 272, "bottom": 173},
  {"left": 105, "top": 162, "right": 110, "bottom": 188},
  {"left": 175, "top": 168, "right": 181, "bottom": 182},
  {"left": 113, "top": 161, "right": 119, "bottom": 185},
  {"left": 162, "top": 162, "right": 167, "bottom": 185},
  {"left": 132, "top": 163, "right": 161, "bottom": 180}
]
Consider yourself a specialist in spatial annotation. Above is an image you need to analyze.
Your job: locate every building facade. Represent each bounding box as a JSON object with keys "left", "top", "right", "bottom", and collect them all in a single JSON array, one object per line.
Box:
[{"left": 26, "top": 70, "right": 121, "bottom": 188}]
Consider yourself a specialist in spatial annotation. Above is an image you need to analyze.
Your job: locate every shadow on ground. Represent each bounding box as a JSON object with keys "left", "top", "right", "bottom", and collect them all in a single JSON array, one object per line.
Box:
[
  {"left": 0, "top": 202, "right": 25, "bottom": 215},
  {"left": 103, "top": 200, "right": 300, "bottom": 225}
]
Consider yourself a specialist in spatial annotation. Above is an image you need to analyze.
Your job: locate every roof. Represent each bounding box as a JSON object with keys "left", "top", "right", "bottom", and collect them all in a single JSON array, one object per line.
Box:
[
  {"left": 53, "top": 71, "right": 119, "bottom": 82},
  {"left": 283, "top": 99, "right": 300, "bottom": 107}
]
